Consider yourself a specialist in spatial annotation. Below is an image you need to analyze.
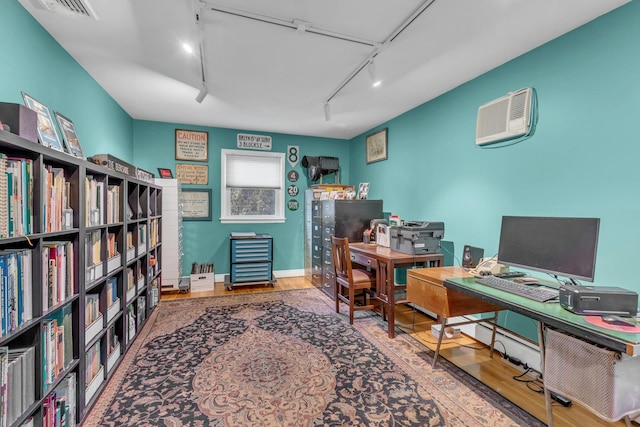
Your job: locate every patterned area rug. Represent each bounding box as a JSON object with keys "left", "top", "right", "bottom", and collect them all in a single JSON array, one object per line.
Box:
[{"left": 85, "top": 288, "right": 543, "bottom": 426}]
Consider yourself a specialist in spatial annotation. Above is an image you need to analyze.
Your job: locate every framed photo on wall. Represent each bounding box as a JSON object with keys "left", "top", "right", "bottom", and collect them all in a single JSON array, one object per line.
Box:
[
  {"left": 181, "top": 188, "right": 212, "bottom": 221},
  {"left": 366, "top": 128, "right": 388, "bottom": 164}
]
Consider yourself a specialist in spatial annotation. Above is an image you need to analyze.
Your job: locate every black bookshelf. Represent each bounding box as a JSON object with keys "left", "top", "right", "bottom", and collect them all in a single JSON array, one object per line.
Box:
[{"left": 0, "top": 129, "right": 161, "bottom": 426}]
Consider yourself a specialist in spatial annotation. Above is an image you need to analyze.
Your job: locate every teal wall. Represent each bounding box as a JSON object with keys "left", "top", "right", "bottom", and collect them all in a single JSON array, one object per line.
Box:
[
  {"left": 132, "top": 120, "right": 348, "bottom": 276},
  {"left": 4, "top": 0, "right": 640, "bottom": 339},
  {"left": 0, "top": 1, "right": 133, "bottom": 161},
  {"left": 348, "top": 2, "right": 640, "bottom": 340}
]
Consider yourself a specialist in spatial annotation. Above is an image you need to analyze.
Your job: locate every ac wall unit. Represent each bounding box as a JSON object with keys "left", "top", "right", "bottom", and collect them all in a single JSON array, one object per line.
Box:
[{"left": 475, "top": 88, "right": 532, "bottom": 146}]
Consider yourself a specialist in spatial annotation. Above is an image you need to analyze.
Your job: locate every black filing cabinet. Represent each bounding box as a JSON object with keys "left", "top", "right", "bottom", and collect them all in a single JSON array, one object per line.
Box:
[{"left": 315, "top": 199, "right": 383, "bottom": 298}]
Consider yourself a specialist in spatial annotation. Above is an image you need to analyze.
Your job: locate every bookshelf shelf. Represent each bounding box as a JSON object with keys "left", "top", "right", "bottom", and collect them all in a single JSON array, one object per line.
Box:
[{"left": 0, "top": 129, "right": 162, "bottom": 426}]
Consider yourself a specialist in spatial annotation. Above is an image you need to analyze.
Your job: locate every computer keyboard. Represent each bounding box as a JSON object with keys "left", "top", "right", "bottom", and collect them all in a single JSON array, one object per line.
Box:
[{"left": 476, "top": 275, "right": 559, "bottom": 302}]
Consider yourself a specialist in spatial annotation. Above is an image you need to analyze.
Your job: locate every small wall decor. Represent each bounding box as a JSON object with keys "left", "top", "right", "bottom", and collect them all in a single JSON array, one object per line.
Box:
[
  {"left": 175, "top": 129, "right": 208, "bottom": 162},
  {"left": 181, "top": 188, "right": 212, "bottom": 221},
  {"left": 365, "top": 127, "right": 388, "bottom": 164},
  {"left": 176, "top": 163, "right": 208, "bottom": 185},
  {"left": 287, "top": 145, "right": 300, "bottom": 167},
  {"left": 287, "top": 170, "right": 299, "bottom": 182},
  {"left": 357, "top": 182, "right": 370, "bottom": 200},
  {"left": 157, "top": 168, "right": 173, "bottom": 178},
  {"left": 287, "top": 200, "right": 299, "bottom": 211},
  {"left": 287, "top": 184, "right": 299, "bottom": 197}
]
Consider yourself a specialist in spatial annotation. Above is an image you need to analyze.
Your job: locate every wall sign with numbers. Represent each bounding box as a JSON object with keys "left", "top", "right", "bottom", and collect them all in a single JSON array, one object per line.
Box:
[{"left": 287, "top": 146, "right": 299, "bottom": 168}]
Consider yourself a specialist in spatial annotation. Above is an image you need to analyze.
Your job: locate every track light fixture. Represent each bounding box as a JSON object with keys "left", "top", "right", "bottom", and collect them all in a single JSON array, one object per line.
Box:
[
  {"left": 323, "top": 102, "right": 331, "bottom": 121},
  {"left": 196, "top": 85, "right": 208, "bottom": 103},
  {"left": 367, "top": 60, "right": 382, "bottom": 87}
]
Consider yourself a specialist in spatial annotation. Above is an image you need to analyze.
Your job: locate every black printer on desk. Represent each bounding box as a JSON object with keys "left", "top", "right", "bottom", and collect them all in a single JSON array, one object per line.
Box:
[{"left": 389, "top": 221, "right": 444, "bottom": 255}]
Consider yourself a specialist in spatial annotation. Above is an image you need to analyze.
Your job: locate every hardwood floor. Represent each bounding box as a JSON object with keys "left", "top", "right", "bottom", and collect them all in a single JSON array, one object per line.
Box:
[{"left": 161, "top": 276, "right": 628, "bottom": 427}]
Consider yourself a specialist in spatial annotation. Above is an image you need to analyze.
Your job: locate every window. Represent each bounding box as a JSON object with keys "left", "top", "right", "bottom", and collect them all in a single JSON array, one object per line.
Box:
[{"left": 221, "top": 149, "right": 285, "bottom": 223}]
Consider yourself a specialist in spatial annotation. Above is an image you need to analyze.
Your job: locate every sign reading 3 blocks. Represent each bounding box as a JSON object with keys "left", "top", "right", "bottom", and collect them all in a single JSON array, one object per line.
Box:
[{"left": 237, "top": 133, "right": 272, "bottom": 150}]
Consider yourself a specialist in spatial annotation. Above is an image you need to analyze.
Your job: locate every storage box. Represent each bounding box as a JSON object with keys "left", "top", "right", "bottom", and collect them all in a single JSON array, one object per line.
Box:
[
  {"left": 190, "top": 272, "right": 214, "bottom": 292},
  {"left": 0, "top": 102, "right": 38, "bottom": 143},
  {"left": 545, "top": 328, "right": 640, "bottom": 422},
  {"left": 85, "top": 366, "right": 104, "bottom": 403},
  {"left": 107, "top": 343, "right": 121, "bottom": 373},
  {"left": 107, "top": 299, "right": 121, "bottom": 322},
  {"left": 90, "top": 154, "right": 136, "bottom": 177},
  {"left": 85, "top": 314, "right": 103, "bottom": 343},
  {"left": 135, "top": 167, "right": 155, "bottom": 183}
]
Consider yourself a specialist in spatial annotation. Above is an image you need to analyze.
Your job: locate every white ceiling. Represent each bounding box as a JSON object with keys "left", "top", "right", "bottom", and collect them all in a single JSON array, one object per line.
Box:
[{"left": 18, "top": 0, "right": 628, "bottom": 140}]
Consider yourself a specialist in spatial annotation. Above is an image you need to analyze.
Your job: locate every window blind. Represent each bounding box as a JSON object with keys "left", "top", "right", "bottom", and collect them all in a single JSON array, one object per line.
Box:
[{"left": 226, "top": 154, "right": 281, "bottom": 189}]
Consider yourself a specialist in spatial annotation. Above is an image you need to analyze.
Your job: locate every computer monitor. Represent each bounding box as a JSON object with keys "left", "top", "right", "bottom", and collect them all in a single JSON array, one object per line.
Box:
[{"left": 497, "top": 216, "right": 600, "bottom": 282}]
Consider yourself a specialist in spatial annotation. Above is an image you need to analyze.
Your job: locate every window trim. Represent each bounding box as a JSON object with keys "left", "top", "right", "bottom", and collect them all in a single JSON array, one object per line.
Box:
[{"left": 220, "top": 149, "right": 285, "bottom": 224}]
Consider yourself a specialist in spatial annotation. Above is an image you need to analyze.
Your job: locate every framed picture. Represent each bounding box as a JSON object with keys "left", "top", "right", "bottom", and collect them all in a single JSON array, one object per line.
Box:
[
  {"left": 357, "top": 182, "right": 369, "bottom": 200},
  {"left": 175, "top": 163, "right": 208, "bottom": 185},
  {"left": 181, "top": 188, "right": 212, "bottom": 221},
  {"left": 21, "top": 92, "right": 64, "bottom": 152},
  {"left": 365, "top": 127, "right": 388, "bottom": 164},
  {"left": 54, "top": 111, "right": 85, "bottom": 158},
  {"left": 157, "top": 168, "right": 174, "bottom": 178},
  {"left": 175, "top": 129, "right": 208, "bottom": 162}
]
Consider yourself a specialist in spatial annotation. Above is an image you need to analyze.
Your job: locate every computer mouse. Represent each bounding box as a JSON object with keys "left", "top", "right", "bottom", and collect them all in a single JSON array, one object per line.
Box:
[{"left": 601, "top": 315, "right": 636, "bottom": 327}]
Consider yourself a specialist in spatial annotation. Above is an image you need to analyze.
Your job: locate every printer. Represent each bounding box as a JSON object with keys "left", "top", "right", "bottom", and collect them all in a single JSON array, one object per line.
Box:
[{"left": 389, "top": 221, "right": 444, "bottom": 255}]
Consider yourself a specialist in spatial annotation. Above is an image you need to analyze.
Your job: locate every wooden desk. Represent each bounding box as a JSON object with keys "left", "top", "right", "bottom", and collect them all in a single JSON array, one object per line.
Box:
[
  {"left": 406, "top": 267, "right": 502, "bottom": 366},
  {"left": 348, "top": 243, "right": 443, "bottom": 338}
]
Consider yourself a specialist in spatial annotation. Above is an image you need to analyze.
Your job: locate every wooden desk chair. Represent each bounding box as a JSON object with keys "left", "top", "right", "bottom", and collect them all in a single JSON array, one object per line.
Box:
[{"left": 330, "top": 235, "right": 376, "bottom": 324}]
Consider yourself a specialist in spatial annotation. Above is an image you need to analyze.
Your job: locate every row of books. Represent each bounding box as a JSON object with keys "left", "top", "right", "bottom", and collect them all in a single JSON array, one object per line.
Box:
[
  {"left": 0, "top": 154, "right": 34, "bottom": 239},
  {"left": 42, "top": 242, "right": 74, "bottom": 312},
  {"left": 42, "top": 373, "right": 76, "bottom": 427},
  {"left": 85, "top": 341, "right": 102, "bottom": 388},
  {"left": 42, "top": 165, "right": 72, "bottom": 233},
  {"left": 85, "top": 230, "right": 101, "bottom": 269},
  {"left": 150, "top": 218, "right": 159, "bottom": 247},
  {"left": 85, "top": 294, "right": 100, "bottom": 328},
  {"left": 107, "top": 232, "right": 119, "bottom": 260},
  {"left": 0, "top": 346, "right": 36, "bottom": 427},
  {"left": 1, "top": 249, "right": 33, "bottom": 337},
  {"left": 191, "top": 262, "right": 214, "bottom": 274},
  {"left": 42, "top": 306, "right": 73, "bottom": 391},
  {"left": 86, "top": 176, "right": 121, "bottom": 226}
]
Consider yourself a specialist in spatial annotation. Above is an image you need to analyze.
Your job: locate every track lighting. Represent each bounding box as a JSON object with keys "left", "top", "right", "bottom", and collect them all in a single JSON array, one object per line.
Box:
[
  {"left": 323, "top": 102, "right": 331, "bottom": 121},
  {"left": 367, "top": 60, "right": 381, "bottom": 87},
  {"left": 196, "top": 85, "right": 208, "bottom": 103}
]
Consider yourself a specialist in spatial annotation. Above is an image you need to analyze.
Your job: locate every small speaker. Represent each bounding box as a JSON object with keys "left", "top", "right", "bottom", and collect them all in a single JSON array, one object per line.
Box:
[
  {"left": 462, "top": 245, "right": 484, "bottom": 268},
  {"left": 0, "top": 102, "right": 38, "bottom": 143}
]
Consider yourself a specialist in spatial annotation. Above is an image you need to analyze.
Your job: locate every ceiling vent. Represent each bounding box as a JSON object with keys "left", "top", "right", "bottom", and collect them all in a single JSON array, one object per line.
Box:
[{"left": 30, "top": 0, "right": 99, "bottom": 20}]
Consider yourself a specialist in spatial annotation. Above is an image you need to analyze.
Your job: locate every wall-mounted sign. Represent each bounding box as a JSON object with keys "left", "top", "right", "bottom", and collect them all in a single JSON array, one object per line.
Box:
[
  {"left": 287, "top": 170, "right": 299, "bottom": 182},
  {"left": 181, "top": 188, "right": 212, "bottom": 221},
  {"left": 176, "top": 163, "right": 208, "bottom": 185},
  {"left": 288, "top": 200, "right": 299, "bottom": 211},
  {"left": 237, "top": 133, "right": 272, "bottom": 150},
  {"left": 287, "top": 185, "right": 299, "bottom": 197},
  {"left": 287, "top": 145, "right": 299, "bottom": 167},
  {"left": 176, "top": 129, "right": 208, "bottom": 162}
]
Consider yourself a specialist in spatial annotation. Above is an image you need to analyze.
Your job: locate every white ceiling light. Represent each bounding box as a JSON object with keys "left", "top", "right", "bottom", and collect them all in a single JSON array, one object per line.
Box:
[
  {"left": 196, "top": 85, "right": 208, "bottom": 103},
  {"left": 323, "top": 102, "right": 331, "bottom": 121},
  {"left": 368, "top": 60, "right": 382, "bottom": 87},
  {"left": 182, "top": 43, "right": 194, "bottom": 54}
]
